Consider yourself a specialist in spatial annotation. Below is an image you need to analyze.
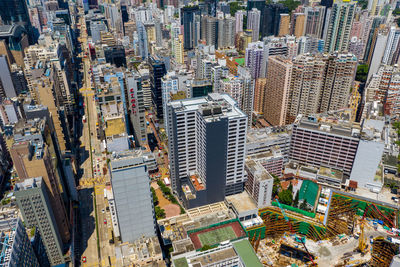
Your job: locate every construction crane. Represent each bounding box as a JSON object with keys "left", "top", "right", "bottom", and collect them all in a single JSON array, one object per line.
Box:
[{"left": 275, "top": 197, "right": 316, "bottom": 265}]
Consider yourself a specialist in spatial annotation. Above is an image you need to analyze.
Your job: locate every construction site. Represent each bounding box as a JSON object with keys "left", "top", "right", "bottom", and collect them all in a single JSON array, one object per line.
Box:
[{"left": 246, "top": 189, "right": 400, "bottom": 267}]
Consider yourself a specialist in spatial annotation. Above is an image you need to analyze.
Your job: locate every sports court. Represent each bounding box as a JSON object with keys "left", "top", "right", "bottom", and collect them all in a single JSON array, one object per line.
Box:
[{"left": 188, "top": 220, "right": 246, "bottom": 250}]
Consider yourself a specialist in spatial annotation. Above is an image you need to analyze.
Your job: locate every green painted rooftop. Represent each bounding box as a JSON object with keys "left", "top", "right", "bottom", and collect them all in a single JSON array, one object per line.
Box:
[
  {"left": 299, "top": 180, "right": 319, "bottom": 207},
  {"left": 233, "top": 239, "right": 262, "bottom": 267}
]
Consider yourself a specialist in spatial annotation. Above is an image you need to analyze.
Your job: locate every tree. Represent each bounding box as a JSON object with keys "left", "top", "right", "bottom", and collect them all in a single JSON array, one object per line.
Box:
[
  {"left": 293, "top": 191, "right": 299, "bottom": 208},
  {"left": 299, "top": 200, "right": 308, "bottom": 211},
  {"left": 355, "top": 64, "right": 369, "bottom": 83},
  {"left": 280, "top": 0, "right": 301, "bottom": 12},
  {"left": 278, "top": 190, "right": 293, "bottom": 206},
  {"left": 151, "top": 187, "right": 159, "bottom": 206},
  {"left": 272, "top": 175, "right": 281, "bottom": 198},
  {"left": 288, "top": 183, "right": 293, "bottom": 193},
  {"left": 229, "top": 2, "right": 246, "bottom": 17},
  {"left": 200, "top": 245, "right": 212, "bottom": 251},
  {"left": 358, "top": 0, "right": 368, "bottom": 9},
  {"left": 155, "top": 206, "right": 166, "bottom": 219}
]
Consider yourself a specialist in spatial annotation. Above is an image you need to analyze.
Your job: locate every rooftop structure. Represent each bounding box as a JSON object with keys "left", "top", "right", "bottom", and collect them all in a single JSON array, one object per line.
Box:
[
  {"left": 158, "top": 202, "right": 235, "bottom": 246},
  {"left": 172, "top": 239, "right": 262, "bottom": 267}
]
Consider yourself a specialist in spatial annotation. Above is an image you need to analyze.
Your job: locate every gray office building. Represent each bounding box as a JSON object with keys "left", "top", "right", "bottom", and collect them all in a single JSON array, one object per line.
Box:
[
  {"left": 0, "top": 217, "right": 40, "bottom": 267},
  {"left": 14, "top": 177, "right": 65, "bottom": 266},
  {"left": 110, "top": 152, "right": 156, "bottom": 243},
  {"left": 167, "top": 93, "right": 248, "bottom": 208}
]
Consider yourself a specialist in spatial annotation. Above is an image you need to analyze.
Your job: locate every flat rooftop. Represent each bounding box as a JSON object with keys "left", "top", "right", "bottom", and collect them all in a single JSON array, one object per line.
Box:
[
  {"left": 226, "top": 191, "right": 257, "bottom": 213},
  {"left": 319, "top": 166, "right": 343, "bottom": 179},
  {"left": 233, "top": 239, "right": 263, "bottom": 267},
  {"left": 245, "top": 159, "right": 273, "bottom": 181},
  {"left": 168, "top": 93, "right": 247, "bottom": 120},
  {"left": 105, "top": 117, "right": 126, "bottom": 137}
]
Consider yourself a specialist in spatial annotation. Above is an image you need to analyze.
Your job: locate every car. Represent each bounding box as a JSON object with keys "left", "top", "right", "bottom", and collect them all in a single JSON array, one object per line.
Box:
[
  {"left": 104, "top": 219, "right": 107, "bottom": 224},
  {"left": 102, "top": 209, "right": 105, "bottom": 213},
  {"left": 82, "top": 256, "right": 87, "bottom": 263}
]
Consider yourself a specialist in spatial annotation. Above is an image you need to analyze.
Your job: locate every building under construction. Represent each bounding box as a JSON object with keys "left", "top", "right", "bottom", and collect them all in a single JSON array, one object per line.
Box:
[{"left": 258, "top": 189, "right": 399, "bottom": 242}]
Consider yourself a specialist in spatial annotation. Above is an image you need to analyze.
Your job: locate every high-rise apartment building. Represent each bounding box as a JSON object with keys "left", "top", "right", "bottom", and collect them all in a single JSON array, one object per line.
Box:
[
  {"left": 382, "top": 26, "right": 400, "bottom": 66},
  {"left": 247, "top": 8, "right": 261, "bottom": 42},
  {"left": 217, "top": 16, "right": 235, "bottom": 49},
  {"left": 253, "top": 78, "right": 267, "bottom": 114},
  {"left": 173, "top": 35, "right": 184, "bottom": 64},
  {"left": 265, "top": 53, "right": 356, "bottom": 125},
  {"left": 367, "top": 26, "right": 389, "bottom": 81},
  {"left": 235, "top": 10, "right": 246, "bottom": 34},
  {"left": 291, "top": 13, "right": 306, "bottom": 37},
  {"left": 366, "top": 65, "right": 400, "bottom": 117},
  {"left": 303, "top": 6, "right": 326, "bottom": 38},
  {"left": 181, "top": 6, "right": 201, "bottom": 50},
  {"left": 263, "top": 56, "right": 292, "bottom": 126},
  {"left": 278, "top": 14, "right": 290, "bottom": 37},
  {"left": 15, "top": 177, "right": 65, "bottom": 266},
  {"left": 110, "top": 152, "right": 156, "bottom": 243},
  {"left": 245, "top": 42, "right": 265, "bottom": 79},
  {"left": 167, "top": 93, "right": 248, "bottom": 204},
  {"left": 324, "top": 2, "right": 356, "bottom": 52},
  {"left": 201, "top": 16, "right": 218, "bottom": 48},
  {"left": 149, "top": 57, "right": 167, "bottom": 119}
]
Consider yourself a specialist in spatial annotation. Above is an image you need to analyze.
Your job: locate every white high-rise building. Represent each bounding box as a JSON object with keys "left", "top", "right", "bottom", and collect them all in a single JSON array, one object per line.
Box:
[
  {"left": 247, "top": 8, "right": 261, "bottom": 42},
  {"left": 167, "top": 93, "right": 248, "bottom": 203},
  {"left": 235, "top": 10, "right": 246, "bottom": 34}
]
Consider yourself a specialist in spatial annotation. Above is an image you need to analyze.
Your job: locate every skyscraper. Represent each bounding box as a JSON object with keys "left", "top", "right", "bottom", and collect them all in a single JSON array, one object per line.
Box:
[
  {"left": 110, "top": 152, "right": 156, "bottom": 243},
  {"left": 137, "top": 21, "right": 149, "bottom": 59},
  {"left": 15, "top": 177, "right": 65, "bottom": 266},
  {"left": 0, "top": 217, "right": 40, "bottom": 267},
  {"left": 278, "top": 14, "right": 290, "bottom": 37},
  {"left": 0, "top": 0, "right": 32, "bottom": 42},
  {"left": 181, "top": 6, "right": 201, "bottom": 50},
  {"left": 247, "top": 8, "right": 261, "bottom": 42},
  {"left": 303, "top": 6, "right": 326, "bottom": 38},
  {"left": 126, "top": 73, "right": 148, "bottom": 147},
  {"left": 247, "top": 0, "right": 265, "bottom": 12},
  {"left": 291, "top": 13, "right": 306, "bottom": 37},
  {"left": 217, "top": 16, "right": 236, "bottom": 49},
  {"left": 263, "top": 56, "right": 292, "bottom": 126},
  {"left": 324, "top": 2, "right": 356, "bottom": 52},
  {"left": 264, "top": 53, "right": 357, "bottom": 125},
  {"left": 245, "top": 42, "right": 265, "bottom": 79},
  {"left": 201, "top": 16, "right": 218, "bottom": 48},
  {"left": 204, "top": 0, "right": 218, "bottom": 17},
  {"left": 149, "top": 57, "right": 167, "bottom": 119},
  {"left": 235, "top": 10, "right": 246, "bottom": 34},
  {"left": 9, "top": 136, "right": 70, "bottom": 244},
  {"left": 167, "top": 93, "right": 248, "bottom": 204},
  {"left": 261, "top": 4, "right": 289, "bottom": 37}
]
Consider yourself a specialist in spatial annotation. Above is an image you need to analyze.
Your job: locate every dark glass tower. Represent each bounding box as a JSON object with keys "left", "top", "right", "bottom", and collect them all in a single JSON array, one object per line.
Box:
[
  {"left": 150, "top": 57, "right": 167, "bottom": 119},
  {"left": 181, "top": 6, "right": 201, "bottom": 50},
  {"left": 0, "top": 0, "right": 32, "bottom": 42},
  {"left": 205, "top": 0, "right": 218, "bottom": 17},
  {"left": 261, "top": 4, "right": 288, "bottom": 37}
]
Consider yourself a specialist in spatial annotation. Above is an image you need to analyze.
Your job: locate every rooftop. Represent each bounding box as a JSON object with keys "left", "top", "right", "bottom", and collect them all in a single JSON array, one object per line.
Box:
[
  {"left": 245, "top": 159, "right": 274, "bottom": 181},
  {"left": 168, "top": 93, "right": 247, "bottom": 120},
  {"left": 226, "top": 191, "right": 257, "bottom": 213},
  {"left": 318, "top": 166, "right": 343, "bottom": 180},
  {"left": 233, "top": 239, "right": 263, "bottom": 267},
  {"left": 298, "top": 180, "right": 319, "bottom": 207},
  {"left": 105, "top": 117, "right": 126, "bottom": 137}
]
